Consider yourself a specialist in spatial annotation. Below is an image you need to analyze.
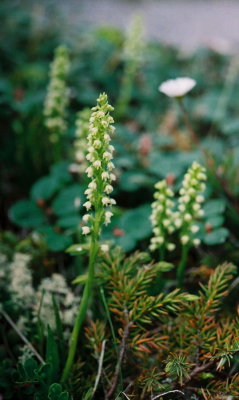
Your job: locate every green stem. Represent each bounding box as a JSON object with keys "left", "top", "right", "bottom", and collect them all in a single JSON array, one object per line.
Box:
[
  {"left": 159, "top": 245, "right": 165, "bottom": 262},
  {"left": 61, "top": 220, "right": 100, "bottom": 384},
  {"left": 177, "top": 98, "right": 198, "bottom": 145},
  {"left": 177, "top": 245, "right": 189, "bottom": 288}
]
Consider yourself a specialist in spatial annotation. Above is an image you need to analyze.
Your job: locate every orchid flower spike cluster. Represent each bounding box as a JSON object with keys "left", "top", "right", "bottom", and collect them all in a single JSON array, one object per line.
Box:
[
  {"left": 150, "top": 162, "right": 206, "bottom": 253},
  {"left": 177, "top": 161, "right": 206, "bottom": 246},
  {"left": 44, "top": 45, "right": 70, "bottom": 143},
  {"left": 82, "top": 93, "right": 116, "bottom": 236},
  {"left": 69, "top": 108, "right": 91, "bottom": 175},
  {"left": 123, "top": 15, "right": 144, "bottom": 63},
  {"left": 149, "top": 180, "right": 176, "bottom": 253}
]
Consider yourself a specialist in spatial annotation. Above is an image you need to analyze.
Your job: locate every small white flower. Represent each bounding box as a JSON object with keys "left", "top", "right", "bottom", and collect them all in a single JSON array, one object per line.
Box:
[
  {"left": 156, "top": 236, "right": 164, "bottom": 244},
  {"left": 83, "top": 201, "right": 92, "bottom": 211},
  {"left": 84, "top": 188, "right": 92, "bottom": 196},
  {"left": 110, "top": 199, "right": 116, "bottom": 205},
  {"left": 191, "top": 225, "right": 199, "bottom": 233},
  {"left": 110, "top": 173, "right": 116, "bottom": 181},
  {"left": 167, "top": 243, "right": 176, "bottom": 251},
  {"left": 82, "top": 226, "right": 90, "bottom": 235},
  {"left": 86, "top": 153, "right": 94, "bottom": 162},
  {"left": 193, "top": 203, "right": 200, "bottom": 211},
  {"left": 105, "top": 211, "right": 113, "bottom": 225},
  {"left": 86, "top": 166, "right": 93, "bottom": 177},
  {"left": 83, "top": 214, "right": 90, "bottom": 222},
  {"left": 93, "top": 139, "right": 101, "bottom": 148},
  {"left": 93, "top": 160, "right": 101, "bottom": 169},
  {"left": 184, "top": 213, "right": 192, "bottom": 222},
  {"left": 107, "top": 162, "right": 115, "bottom": 170},
  {"left": 181, "top": 235, "right": 190, "bottom": 245},
  {"left": 89, "top": 181, "right": 97, "bottom": 190},
  {"left": 102, "top": 197, "right": 110, "bottom": 206},
  {"left": 188, "top": 188, "right": 196, "bottom": 195},
  {"left": 196, "top": 195, "right": 204, "bottom": 203},
  {"left": 178, "top": 204, "right": 186, "bottom": 212},
  {"left": 102, "top": 171, "right": 110, "bottom": 180},
  {"left": 105, "top": 184, "right": 113, "bottom": 194},
  {"left": 163, "top": 219, "right": 170, "bottom": 227},
  {"left": 193, "top": 238, "right": 201, "bottom": 246},
  {"left": 198, "top": 172, "right": 206, "bottom": 180},
  {"left": 159, "top": 77, "right": 196, "bottom": 98},
  {"left": 103, "top": 152, "right": 113, "bottom": 161},
  {"left": 100, "top": 244, "right": 109, "bottom": 252},
  {"left": 175, "top": 218, "right": 182, "bottom": 228},
  {"left": 153, "top": 227, "right": 161, "bottom": 235},
  {"left": 197, "top": 209, "right": 204, "bottom": 217},
  {"left": 108, "top": 145, "right": 115, "bottom": 152}
]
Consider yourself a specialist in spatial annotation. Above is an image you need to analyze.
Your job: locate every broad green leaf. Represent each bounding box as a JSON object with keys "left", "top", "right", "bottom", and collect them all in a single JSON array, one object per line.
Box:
[
  {"left": 205, "top": 215, "right": 224, "bottom": 228},
  {"left": 57, "top": 214, "right": 81, "bottom": 229},
  {"left": 39, "top": 226, "right": 72, "bottom": 251},
  {"left": 9, "top": 200, "right": 46, "bottom": 228},
  {"left": 120, "top": 204, "right": 152, "bottom": 240},
  {"left": 119, "top": 171, "right": 153, "bottom": 192},
  {"left": 50, "top": 161, "right": 72, "bottom": 184},
  {"left": 52, "top": 185, "right": 84, "bottom": 217},
  {"left": 203, "top": 199, "right": 226, "bottom": 217},
  {"left": 203, "top": 228, "right": 229, "bottom": 245},
  {"left": 31, "top": 176, "right": 62, "bottom": 201}
]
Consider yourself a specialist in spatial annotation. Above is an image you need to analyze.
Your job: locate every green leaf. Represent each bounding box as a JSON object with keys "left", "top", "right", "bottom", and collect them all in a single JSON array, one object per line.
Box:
[
  {"left": 31, "top": 176, "right": 61, "bottom": 201},
  {"left": 46, "top": 326, "right": 59, "bottom": 383},
  {"left": 52, "top": 296, "right": 64, "bottom": 357},
  {"left": 205, "top": 215, "right": 224, "bottom": 228},
  {"left": 119, "top": 171, "right": 153, "bottom": 192},
  {"left": 48, "top": 383, "right": 70, "bottom": 400},
  {"left": 155, "top": 262, "right": 174, "bottom": 273},
  {"left": 50, "top": 162, "right": 72, "bottom": 184},
  {"left": 57, "top": 214, "right": 81, "bottom": 228},
  {"left": 120, "top": 204, "right": 152, "bottom": 240},
  {"left": 114, "top": 235, "right": 136, "bottom": 252},
  {"left": 52, "top": 184, "right": 84, "bottom": 217},
  {"left": 82, "top": 388, "right": 94, "bottom": 400},
  {"left": 149, "top": 151, "right": 185, "bottom": 178},
  {"left": 66, "top": 243, "right": 90, "bottom": 255},
  {"left": 9, "top": 200, "right": 45, "bottom": 228},
  {"left": 39, "top": 226, "right": 72, "bottom": 251},
  {"left": 203, "top": 199, "right": 226, "bottom": 217},
  {"left": 203, "top": 228, "right": 229, "bottom": 245},
  {"left": 18, "top": 358, "right": 38, "bottom": 381},
  {"left": 72, "top": 273, "right": 88, "bottom": 285}
]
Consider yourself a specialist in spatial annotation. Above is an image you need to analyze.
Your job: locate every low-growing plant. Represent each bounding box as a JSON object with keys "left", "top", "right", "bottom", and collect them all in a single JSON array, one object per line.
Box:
[{"left": 2, "top": 12, "right": 239, "bottom": 398}]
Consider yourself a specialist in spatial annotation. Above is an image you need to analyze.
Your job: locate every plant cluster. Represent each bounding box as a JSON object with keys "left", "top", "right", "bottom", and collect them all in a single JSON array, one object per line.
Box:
[{"left": 1, "top": 4, "right": 239, "bottom": 400}]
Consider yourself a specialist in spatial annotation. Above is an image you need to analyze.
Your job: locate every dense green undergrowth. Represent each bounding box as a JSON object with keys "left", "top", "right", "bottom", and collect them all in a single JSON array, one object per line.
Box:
[{"left": 1, "top": 3, "right": 239, "bottom": 400}]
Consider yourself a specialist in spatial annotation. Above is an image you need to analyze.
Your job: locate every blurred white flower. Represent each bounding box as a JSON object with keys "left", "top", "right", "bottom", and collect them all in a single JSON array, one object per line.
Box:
[{"left": 159, "top": 77, "right": 196, "bottom": 98}]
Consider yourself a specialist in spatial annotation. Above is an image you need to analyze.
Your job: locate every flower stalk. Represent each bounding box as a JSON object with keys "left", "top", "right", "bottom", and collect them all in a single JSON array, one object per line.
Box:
[{"left": 61, "top": 93, "right": 116, "bottom": 383}]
